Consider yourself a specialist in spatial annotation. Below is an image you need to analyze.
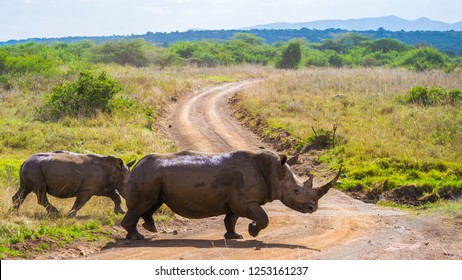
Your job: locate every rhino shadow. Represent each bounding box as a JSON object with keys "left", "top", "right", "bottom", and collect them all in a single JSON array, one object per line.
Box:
[{"left": 101, "top": 238, "right": 321, "bottom": 252}]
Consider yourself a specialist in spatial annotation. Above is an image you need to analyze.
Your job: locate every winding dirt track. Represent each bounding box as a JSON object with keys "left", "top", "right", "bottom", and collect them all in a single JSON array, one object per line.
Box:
[{"left": 84, "top": 81, "right": 462, "bottom": 260}]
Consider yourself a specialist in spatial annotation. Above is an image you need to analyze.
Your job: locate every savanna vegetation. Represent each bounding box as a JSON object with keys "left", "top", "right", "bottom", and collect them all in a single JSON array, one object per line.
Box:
[
  {"left": 0, "top": 34, "right": 461, "bottom": 258},
  {"left": 235, "top": 69, "right": 462, "bottom": 205}
]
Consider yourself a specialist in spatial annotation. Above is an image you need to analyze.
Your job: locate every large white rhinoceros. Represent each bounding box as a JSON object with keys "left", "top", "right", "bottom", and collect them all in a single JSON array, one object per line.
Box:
[{"left": 121, "top": 150, "right": 341, "bottom": 240}]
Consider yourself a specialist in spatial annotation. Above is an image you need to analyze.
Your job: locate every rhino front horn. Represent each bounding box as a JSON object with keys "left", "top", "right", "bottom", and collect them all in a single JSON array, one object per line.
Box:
[{"left": 315, "top": 166, "right": 343, "bottom": 197}]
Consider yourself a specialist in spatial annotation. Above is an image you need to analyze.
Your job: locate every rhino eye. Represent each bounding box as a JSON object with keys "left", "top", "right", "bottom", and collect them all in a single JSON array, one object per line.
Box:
[{"left": 294, "top": 189, "right": 299, "bottom": 194}]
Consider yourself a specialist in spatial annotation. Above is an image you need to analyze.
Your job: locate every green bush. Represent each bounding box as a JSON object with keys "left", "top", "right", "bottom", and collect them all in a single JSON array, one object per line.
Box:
[
  {"left": 328, "top": 53, "right": 345, "bottom": 68},
  {"left": 400, "top": 47, "right": 449, "bottom": 71},
  {"left": 402, "top": 86, "right": 462, "bottom": 106},
  {"left": 276, "top": 40, "right": 302, "bottom": 69},
  {"left": 307, "top": 129, "right": 332, "bottom": 149},
  {"left": 304, "top": 49, "right": 329, "bottom": 67},
  {"left": 39, "top": 71, "right": 121, "bottom": 120}
]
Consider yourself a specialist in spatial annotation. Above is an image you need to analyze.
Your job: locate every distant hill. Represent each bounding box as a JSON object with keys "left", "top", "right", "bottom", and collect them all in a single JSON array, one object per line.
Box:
[{"left": 242, "top": 16, "right": 462, "bottom": 31}]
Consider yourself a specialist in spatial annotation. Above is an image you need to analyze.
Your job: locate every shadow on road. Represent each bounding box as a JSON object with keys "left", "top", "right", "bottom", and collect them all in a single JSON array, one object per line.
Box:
[{"left": 101, "top": 238, "right": 321, "bottom": 252}]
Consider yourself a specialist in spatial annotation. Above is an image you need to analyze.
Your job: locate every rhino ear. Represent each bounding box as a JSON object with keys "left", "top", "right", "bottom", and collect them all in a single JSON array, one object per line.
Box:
[
  {"left": 286, "top": 153, "right": 299, "bottom": 166},
  {"left": 116, "top": 158, "right": 124, "bottom": 169},
  {"left": 126, "top": 159, "right": 136, "bottom": 169},
  {"left": 279, "top": 154, "right": 288, "bottom": 166}
]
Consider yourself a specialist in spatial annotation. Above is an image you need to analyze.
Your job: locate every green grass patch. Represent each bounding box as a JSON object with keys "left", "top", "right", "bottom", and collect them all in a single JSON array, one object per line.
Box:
[
  {"left": 333, "top": 155, "right": 462, "bottom": 196},
  {"left": 400, "top": 86, "right": 462, "bottom": 106},
  {"left": 202, "top": 75, "right": 236, "bottom": 83},
  {"left": 0, "top": 219, "right": 109, "bottom": 259}
]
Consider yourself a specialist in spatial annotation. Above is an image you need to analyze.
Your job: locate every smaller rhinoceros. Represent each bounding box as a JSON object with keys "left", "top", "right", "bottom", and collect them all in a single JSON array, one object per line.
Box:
[
  {"left": 12, "top": 151, "right": 135, "bottom": 217},
  {"left": 121, "top": 150, "right": 341, "bottom": 240}
]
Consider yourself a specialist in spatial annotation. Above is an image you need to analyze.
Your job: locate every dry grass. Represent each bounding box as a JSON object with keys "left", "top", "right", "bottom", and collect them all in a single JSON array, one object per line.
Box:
[
  {"left": 237, "top": 68, "right": 462, "bottom": 194},
  {"left": 238, "top": 68, "right": 462, "bottom": 161}
]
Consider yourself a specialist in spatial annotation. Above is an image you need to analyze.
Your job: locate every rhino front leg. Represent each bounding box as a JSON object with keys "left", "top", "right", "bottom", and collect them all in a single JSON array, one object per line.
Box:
[
  {"left": 224, "top": 213, "right": 243, "bottom": 239},
  {"left": 244, "top": 203, "right": 269, "bottom": 238},
  {"left": 105, "top": 189, "right": 126, "bottom": 214},
  {"left": 66, "top": 193, "right": 92, "bottom": 218}
]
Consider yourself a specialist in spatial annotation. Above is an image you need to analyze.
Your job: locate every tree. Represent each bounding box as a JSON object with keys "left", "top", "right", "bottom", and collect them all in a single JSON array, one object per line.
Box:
[
  {"left": 367, "top": 38, "right": 408, "bottom": 53},
  {"left": 231, "top": 33, "right": 265, "bottom": 45},
  {"left": 145, "top": 47, "right": 181, "bottom": 70},
  {"left": 92, "top": 39, "right": 149, "bottom": 67},
  {"left": 186, "top": 52, "right": 220, "bottom": 67},
  {"left": 169, "top": 41, "right": 198, "bottom": 59},
  {"left": 316, "top": 33, "right": 371, "bottom": 53},
  {"left": 328, "top": 53, "right": 345, "bottom": 68},
  {"left": 276, "top": 40, "right": 302, "bottom": 69}
]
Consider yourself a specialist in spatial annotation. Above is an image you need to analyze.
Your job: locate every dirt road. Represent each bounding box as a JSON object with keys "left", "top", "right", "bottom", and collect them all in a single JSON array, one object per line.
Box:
[{"left": 84, "top": 81, "right": 462, "bottom": 260}]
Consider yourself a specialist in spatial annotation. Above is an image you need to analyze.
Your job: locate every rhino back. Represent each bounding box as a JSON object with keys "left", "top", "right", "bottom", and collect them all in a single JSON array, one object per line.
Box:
[
  {"left": 129, "top": 152, "right": 271, "bottom": 218},
  {"left": 36, "top": 153, "right": 108, "bottom": 198}
]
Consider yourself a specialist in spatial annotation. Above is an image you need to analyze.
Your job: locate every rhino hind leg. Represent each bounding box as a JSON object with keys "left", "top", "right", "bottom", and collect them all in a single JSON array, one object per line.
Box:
[
  {"left": 66, "top": 193, "right": 93, "bottom": 218},
  {"left": 244, "top": 203, "right": 269, "bottom": 238},
  {"left": 121, "top": 210, "right": 145, "bottom": 240},
  {"left": 141, "top": 202, "right": 163, "bottom": 233},
  {"left": 224, "top": 213, "right": 243, "bottom": 239},
  {"left": 11, "top": 181, "right": 32, "bottom": 211},
  {"left": 35, "top": 190, "right": 60, "bottom": 217}
]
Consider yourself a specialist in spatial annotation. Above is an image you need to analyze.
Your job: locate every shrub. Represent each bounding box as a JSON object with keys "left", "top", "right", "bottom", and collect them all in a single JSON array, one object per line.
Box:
[
  {"left": 328, "top": 53, "right": 345, "bottom": 68},
  {"left": 402, "top": 86, "right": 462, "bottom": 106},
  {"left": 39, "top": 71, "right": 121, "bottom": 120},
  {"left": 304, "top": 49, "right": 329, "bottom": 67},
  {"left": 400, "top": 47, "right": 449, "bottom": 71},
  {"left": 276, "top": 40, "right": 302, "bottom": 69}
]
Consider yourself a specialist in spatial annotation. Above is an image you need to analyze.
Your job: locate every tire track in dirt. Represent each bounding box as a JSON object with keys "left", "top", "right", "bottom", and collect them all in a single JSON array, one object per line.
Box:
[
  {"left": 82, "top": 80, "right": 462, "bottom": 260},
  {"left": 172, "top": 81, "right": 261, "bottom": 152}
]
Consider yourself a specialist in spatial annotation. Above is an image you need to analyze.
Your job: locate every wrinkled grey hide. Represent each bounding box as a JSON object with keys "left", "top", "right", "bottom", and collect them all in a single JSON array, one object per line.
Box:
[
  {"left": 12, "top": 151, "right": 135, "bottom": 217},
  {"left": 121, "top": 150, "right": 341, "bottom": 240}
]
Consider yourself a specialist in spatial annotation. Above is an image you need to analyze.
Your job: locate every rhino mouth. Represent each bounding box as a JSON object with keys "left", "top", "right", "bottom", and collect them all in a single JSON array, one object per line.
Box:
[{"left": 302, "top": 205, "right": 316, "bottom": 213}]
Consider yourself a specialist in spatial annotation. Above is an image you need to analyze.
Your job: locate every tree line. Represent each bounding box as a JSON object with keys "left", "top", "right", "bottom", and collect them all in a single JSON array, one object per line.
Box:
[
  {"left": 1, "top": 33, "right": 461, "bottom": 84},
  {"left": 3, "top": 28, "right": 462, "bottom": 55}
]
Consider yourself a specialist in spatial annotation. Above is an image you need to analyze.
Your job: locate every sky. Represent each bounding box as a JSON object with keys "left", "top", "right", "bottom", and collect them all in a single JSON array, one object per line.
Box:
[{"left": 1, "top": 0, "right": 461, "bottom": 41}]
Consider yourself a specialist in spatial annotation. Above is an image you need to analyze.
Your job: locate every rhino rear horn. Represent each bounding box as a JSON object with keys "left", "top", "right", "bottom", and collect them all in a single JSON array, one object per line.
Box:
[
  {"left": 303, "top": 174, "right": 314, "bottom": 188},
  {"left": 315, "top": 166, "right": 343, "bottom": 197}
]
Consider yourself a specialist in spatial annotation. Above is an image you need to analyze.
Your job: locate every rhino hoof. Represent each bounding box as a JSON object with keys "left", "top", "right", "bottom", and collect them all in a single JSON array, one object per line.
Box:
[
  {"left": 47, "top": 210, "right": 61, "bottom": 219},
  {"left": 248, "top": 222, "right": 259, "bottom": 237},
  {"left": 115, "top": 209, "right": 126, "bottom": 215},
  {"left": 126, "top": 233, "right": 145, "bottom": 240},
  {"left": 224, "top": 232, "right": 243, "bottom": 240},
  {"left": 142, "top": 223, "right": 158, "bottom": 233},
  {"left": 66, "top": 210, "right": 77, "bottom": 218}
]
